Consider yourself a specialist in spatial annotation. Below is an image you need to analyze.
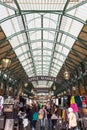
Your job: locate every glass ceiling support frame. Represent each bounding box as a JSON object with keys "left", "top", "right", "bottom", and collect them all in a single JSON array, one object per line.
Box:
[
  {"left": 14, "top": 0, "right": 37, "bottom": 79},
  {"left": 0, "top": 1, "right": 17, "bottom": 11},
  {"left": 2, "top": 39, "right": 72, "bottom": 58},
  {"left": 0, "top": 28, "right": 86, "bottom": 47},
  {"left": 45, "top": 0, "right": 76, "bottom": 80},
  {"left": 6, "top": 49, "right": 74, "bottom": 76},
  {"left": 1, "top": 40, "right": 83, "bottom": 72},
  {"left": 0, "top": 28, "right": 86, "bottom": 65},
  {"left": 0, "top": 12, "right": 86, "bottom": 26},
  {"left": 65, "top": 0, "right": 87, "bottom": 13},
  {"left": 41, "top": 15, "right": 43, "bottom": 75}
]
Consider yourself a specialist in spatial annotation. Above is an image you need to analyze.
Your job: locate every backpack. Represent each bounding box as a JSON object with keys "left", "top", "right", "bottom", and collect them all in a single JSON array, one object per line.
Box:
[{"left": 33, "top": 112, "right": 38, "bottom": 120}]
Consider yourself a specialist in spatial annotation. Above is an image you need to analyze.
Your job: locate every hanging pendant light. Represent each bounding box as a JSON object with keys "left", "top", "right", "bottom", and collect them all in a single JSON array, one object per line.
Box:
[
  {"left": 24, "top": 83, "right": 28, "bottom": 87},
  {"left": 64, "top": 69, "right": 70, "bottom": 80},
  {"left": 53, "top": 85, "right": 56, "bottom": 90},
  {"left": 2, "top": 58, "right": 11, "bottom": 68},
  {"left": 53, "top": 82, "right": 56, "bottom": 90},
  {"left": 63, "top": 63, "right": 70, "bottom": 80}
]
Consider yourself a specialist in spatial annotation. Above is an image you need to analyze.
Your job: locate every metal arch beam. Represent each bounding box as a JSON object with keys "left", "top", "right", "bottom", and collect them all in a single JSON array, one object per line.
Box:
[
  {"left": 6, "top": 47, "right": 77, "bottom": 68},
  {"left": 31, "top": 49, "right": 80, "bottom": 66},
  {"left": 1, "top": 39, "right": 77, "bottom": 67},
  {"left": 0, "top": 28, "right": 85, "bottom": 61},
  {"left": 14, "top": 0, "right": 37, "bottom": 78},
  {"left": 21, "top": 55, "right": 73, "bottom": 71},
  {"left": 0, "top": 28, "right": 82, "bottom": 44},
  {"left": 25, "top": 63, "right": 60, "bottom": 72},
  {"left": 44, "top": 0, "right": 70, "bottom": 78},
  {"left": 0, "top": 14, "right": 20, "bottom": 24},
  {"left": 26, "top": 15, "right": 57, "bottom": 25},
  {"left": 64, "top": 13, "right": 87, "bottom": 25},
  {"left": 2, "top": 45, "right": 83, "bottom": 74},
  {"left": 0, "top": 1, "right": 17, "bottom": 11},
  {"left": 0, "top": 11, "right": 86, "bottom": 26},
  {"left": 0, "top": 29, "right": 83, "bottom": 53},
  {"left": 21, "top": 10, "right": 62, "bottom": 14},
  {"left": 11, "top": 53, "right": 71, "bottom": 75},
  {"left": 65, "top": 0, "right": 87, "bottom": 13},
  {"left": 4, "top": 39, "right": 72, "bottom": 57}
]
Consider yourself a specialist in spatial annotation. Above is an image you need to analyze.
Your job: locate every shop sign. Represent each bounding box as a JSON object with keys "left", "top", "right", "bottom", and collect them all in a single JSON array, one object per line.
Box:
[{"left": 28, "top": 76, "right": 58, "bottom": 82}]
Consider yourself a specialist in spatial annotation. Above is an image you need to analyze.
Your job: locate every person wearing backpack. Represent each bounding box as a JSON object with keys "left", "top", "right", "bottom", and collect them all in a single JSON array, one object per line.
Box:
[{"left": 32, "top": 106, "right": 38, "bottom": 130}]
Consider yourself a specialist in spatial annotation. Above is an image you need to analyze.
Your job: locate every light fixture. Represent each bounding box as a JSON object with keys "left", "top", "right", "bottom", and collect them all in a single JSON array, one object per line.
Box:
[
  {"left": 64, "top": 70, "right": 70, "bottom": 80},
  {"left": 63, "top": 63, "right": 70, "bottom": 80},
  {"left": 24, "top": 83, "right": 28, "bottom": 87},
  {"left": 53, "top": 85, "right": 56, "bottom": 90},
  {"left": 3, "top": 74, "right": 8, "bottom": 80},
  {"left": 2, "top": 58, "right": 11, "bottom": 68},
  {"left": 53, "top": 82, "right": 56, "bottom": 90},
  {"left": 31, "top": 89, "right": 34, "bottom": 93}
]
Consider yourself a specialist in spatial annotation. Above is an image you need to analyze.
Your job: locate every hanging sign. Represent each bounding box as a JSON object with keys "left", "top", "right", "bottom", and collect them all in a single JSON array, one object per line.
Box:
[{"left": 28, "top": 76, "right": 58, "bottom": 82}]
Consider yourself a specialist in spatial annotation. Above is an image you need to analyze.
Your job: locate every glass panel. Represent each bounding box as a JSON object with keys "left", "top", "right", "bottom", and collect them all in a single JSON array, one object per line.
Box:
[{"left": 0, "top": 0, "right": 87, "bottom": 89}]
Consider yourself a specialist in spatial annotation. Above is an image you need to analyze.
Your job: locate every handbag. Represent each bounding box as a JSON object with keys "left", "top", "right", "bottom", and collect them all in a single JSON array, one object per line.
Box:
[
  {"left": 38, "top": 114, "right": 43, "bottom": 120},
  {"left": 23, "top": 118, "right": 29, "bottom": 128}
]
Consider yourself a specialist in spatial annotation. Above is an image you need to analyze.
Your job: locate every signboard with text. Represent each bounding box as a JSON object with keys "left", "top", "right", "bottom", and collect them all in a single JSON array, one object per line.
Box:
[{"left": 28, "top": 76, "right": 58, "bottom": 82}]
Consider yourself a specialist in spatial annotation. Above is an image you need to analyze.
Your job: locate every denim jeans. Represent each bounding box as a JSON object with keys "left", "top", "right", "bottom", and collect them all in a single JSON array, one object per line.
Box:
[
  {"left": 32, "top": 120, "right": 37, "bottom": 130},
  {"left": 40, "top": 118, "right": 45, "bottom": 130},
  {"left": 48, "top": 118, "right": 52, "bottom": 129}
]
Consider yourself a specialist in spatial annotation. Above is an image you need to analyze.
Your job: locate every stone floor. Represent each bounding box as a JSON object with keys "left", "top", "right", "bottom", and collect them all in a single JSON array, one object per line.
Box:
[{"left": 25, "top": 120, "right": 67, "bottom": 130}]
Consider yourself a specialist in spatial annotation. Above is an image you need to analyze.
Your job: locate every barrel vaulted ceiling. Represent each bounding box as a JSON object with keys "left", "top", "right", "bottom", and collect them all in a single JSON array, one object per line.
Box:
[{"left": 0, "top": 0, "right": 87, "bottom": 93}]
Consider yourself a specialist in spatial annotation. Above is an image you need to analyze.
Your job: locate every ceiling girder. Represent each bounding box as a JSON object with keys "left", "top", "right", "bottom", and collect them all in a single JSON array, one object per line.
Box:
[{"left": 65, "top": 0, "right": 87, "bottom": 13}]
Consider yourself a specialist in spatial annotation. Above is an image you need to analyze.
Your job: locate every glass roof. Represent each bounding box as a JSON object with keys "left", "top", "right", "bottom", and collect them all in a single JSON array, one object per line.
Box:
[{"left": 0, "top": 0, "right": 87, "bottom": 88}]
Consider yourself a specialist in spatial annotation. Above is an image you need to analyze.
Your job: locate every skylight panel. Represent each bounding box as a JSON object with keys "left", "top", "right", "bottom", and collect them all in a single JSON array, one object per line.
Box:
[
  {"left": 1, "top": 20, "right": 15, "bottom": 36},
  {"left": 15, "top": 47, "right": 23, "bottom": 55},
  {"left": 33, "top": 50, "right": 41, "bottom": 56},
  {"left": 32, "top": 42, "right": 41, "bottom": 49},
  {"left": 75, "top": 4, "right": 87, "bottom": 20},
  {"left": 22, "top": 61, "right": 27, "bottom": 66},
  {"left": 69, "top": 20, "right": 83, "bottom": 37},
  {"left": 19, "top": 55, "right": 25, "bottom": 61},
  {"left": 34, "top": 57, "right": 41, "bottom": 61},
  {"left": 0, "top": 5, "right": 14, "bottom": 19},
  {"left": 28, "top": 17, "right": 41, "bottom": 28},
  {"left": 30, "top": 31, "right": 41, "bottom": 40},
  {"left": 24, "top": 66, "right": 29, "bottom": 70},
  {"left": 43, "top": 31, "right": 54, "bottom": 40},
  {"left": 43, "top": 50, "right": 51, "bottom": 55},
  {"left": 43, "top": 42, "right": 53, "bottom": 49},
  {"left": 43, "top": 57, "right": 50, "bottom": 61}
]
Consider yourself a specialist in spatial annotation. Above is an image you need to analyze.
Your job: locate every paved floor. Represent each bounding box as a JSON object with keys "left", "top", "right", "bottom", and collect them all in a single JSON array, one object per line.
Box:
[{"left": 25, "top": 120, "right": 66, "bottom": 130}]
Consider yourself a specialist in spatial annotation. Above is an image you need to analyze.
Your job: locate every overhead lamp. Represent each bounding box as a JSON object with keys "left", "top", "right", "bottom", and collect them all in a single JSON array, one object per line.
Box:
[
  {"left": 63, "top": 62, "right": 70, "bottom": 80},
  {"left": 64, "top": 70, "right": 70, "bottom": 80},
  {"left": 2, "top": 58, "right": 11, "bottom": 68},
  {"left": 3, "top": 74, "right": 8, "bottom": 80},
  {"left": 53, "top": 85, "right": 56, "bottom": 90},
  {"left": 24, "top": 83, "right": 28, "bottom": 87},
  {"left": 53, "top": 82, "right": 56, "bottom": 90}
]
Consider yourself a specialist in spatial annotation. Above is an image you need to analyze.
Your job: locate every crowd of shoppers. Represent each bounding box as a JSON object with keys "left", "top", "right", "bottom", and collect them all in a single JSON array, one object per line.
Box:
[{"left": 15, "top": 96, "right": 78, "bottom": 130}]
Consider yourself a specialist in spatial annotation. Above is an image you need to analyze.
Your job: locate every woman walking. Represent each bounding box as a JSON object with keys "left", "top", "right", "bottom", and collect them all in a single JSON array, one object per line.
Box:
[{"left": 39, "top": 105, "right": 47, "bottom": 130}]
